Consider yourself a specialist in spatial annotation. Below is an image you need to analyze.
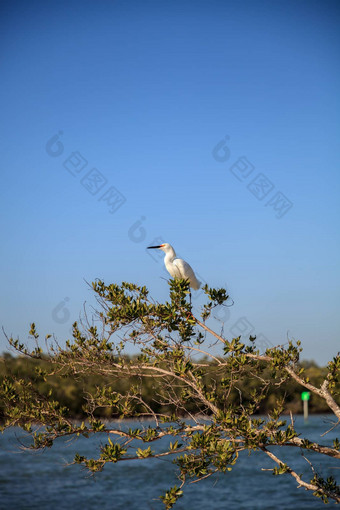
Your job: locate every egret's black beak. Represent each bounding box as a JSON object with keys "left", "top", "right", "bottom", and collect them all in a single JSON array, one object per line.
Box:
[{"left": 147, "top": 245, "right": 161, "bottom": 249}]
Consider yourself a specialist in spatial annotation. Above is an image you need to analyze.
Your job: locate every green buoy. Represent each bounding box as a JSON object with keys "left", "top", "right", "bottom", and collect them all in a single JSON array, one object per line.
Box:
[{"left": 301, "top": 391, "right": 310, "bottom": 422}]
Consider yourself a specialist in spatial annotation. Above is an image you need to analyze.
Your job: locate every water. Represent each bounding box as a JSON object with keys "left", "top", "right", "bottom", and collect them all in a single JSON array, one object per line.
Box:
[{"left": 0, "top": 415, "right": 339, "bottom": 509}]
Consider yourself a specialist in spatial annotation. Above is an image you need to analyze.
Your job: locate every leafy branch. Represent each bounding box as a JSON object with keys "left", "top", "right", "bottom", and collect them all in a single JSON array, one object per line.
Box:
[{"left": 1, "top": 279, "right": 339, "bottom": 507}]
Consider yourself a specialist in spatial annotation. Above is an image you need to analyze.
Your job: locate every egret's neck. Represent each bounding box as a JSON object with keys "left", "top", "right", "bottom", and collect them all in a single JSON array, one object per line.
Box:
[{"left": 164, "top": 247, "right": 176, "bottom": 263}]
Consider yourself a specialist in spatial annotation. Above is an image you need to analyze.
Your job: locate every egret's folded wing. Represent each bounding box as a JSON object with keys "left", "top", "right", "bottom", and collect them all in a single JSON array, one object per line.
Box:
[{"left": 173, "top": 258, "right": 201, "bottom": 290}]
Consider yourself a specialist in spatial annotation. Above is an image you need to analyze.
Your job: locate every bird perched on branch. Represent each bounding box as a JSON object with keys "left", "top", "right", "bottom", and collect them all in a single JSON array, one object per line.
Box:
[{"left": 147, "top": 243, "right": 201, "bottom": 290}]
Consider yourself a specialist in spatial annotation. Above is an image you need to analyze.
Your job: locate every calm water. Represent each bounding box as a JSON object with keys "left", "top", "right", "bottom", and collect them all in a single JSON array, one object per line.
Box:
[{"left": 0, "top": 415, "right": 339, "bottom": 510}]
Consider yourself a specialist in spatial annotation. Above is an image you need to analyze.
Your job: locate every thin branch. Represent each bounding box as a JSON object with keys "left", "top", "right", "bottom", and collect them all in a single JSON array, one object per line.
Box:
[{"left": 261, "top": 446, "right": 340, "bottom": 504}]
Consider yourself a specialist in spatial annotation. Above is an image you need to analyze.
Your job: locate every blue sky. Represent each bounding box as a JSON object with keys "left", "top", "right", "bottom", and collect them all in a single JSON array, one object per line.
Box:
[{"left": 0, "top": 0, "right": 339, "bottom": 364}]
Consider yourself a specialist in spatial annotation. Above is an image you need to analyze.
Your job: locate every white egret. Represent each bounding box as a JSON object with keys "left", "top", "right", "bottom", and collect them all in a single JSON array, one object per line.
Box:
[{"left": 147, "top": 243, "right": 201, "bottom": 290}]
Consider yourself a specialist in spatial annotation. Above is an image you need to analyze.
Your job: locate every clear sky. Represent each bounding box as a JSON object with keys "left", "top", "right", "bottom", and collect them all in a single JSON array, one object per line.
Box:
[{"left": 1, "top": 0, "right": 339, "bottom": 364}]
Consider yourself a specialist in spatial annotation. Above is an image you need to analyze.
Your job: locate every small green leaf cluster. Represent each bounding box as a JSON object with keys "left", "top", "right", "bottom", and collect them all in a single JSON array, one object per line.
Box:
[
  {"left": 333, "top": 438, "right": 340, "bottom": 450},
  {"left": 159, "top": 486, "right": 183, "bottom": 510},
  {"left": 101, "top": 437, "right": 127, "bottom": 462},
  {"left": 136, "top": 446, "right": 153, "bottom": 458},
  {"left": 201, "top": 285, "right": 230, "bottom": 320},
  {"left": 223, "top": 337, "right": 244, "bottom": 354},
  {"left": 312, "top": 474, "right": 340, "bottom": 504},
  {"left": 74, "top": 454, "right": 104, "bottom": 473},
  {"left": 273, "top": 463, "right": 290, "bottom": 475},
  {"left": 326, "top": 353, "right": 340, "bottom": 394},
  {"left": 266, "top": 341, "right": 302, "bottom": 369}
]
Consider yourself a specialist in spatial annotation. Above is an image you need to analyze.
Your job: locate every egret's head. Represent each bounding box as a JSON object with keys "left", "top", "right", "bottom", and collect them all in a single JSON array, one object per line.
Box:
[{"left": 147, "top": 243, "right": 173, "bottom": 254}]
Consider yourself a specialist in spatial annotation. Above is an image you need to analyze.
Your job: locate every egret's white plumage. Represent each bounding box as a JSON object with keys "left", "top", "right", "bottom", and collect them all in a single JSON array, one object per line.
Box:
[{"left": 147, "top": 243, "right": 201, "bottom": 290}]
